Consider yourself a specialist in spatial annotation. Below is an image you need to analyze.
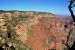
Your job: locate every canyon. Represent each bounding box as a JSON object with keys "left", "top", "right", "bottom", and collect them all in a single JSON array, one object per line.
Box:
[{"left": 0, "top": 11, "right": 74, "bottom": 50}]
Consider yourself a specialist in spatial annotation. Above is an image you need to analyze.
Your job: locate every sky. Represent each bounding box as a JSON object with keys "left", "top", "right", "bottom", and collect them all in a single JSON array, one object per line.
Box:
[{"left": 0, "top": 0, "right": 74, "bottom": 15}]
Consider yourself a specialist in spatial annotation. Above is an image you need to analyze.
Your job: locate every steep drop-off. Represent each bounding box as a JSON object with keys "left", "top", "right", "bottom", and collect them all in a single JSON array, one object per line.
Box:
[{"left": 0, "top": 11, "right": 74, "bottom": 50}]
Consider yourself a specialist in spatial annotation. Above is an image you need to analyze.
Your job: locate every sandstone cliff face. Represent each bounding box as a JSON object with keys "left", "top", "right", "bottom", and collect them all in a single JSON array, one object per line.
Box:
[
  {"left": 0, "top": 11, "right": 74, "bottom": 50},
  {"left": 24, "top": 17, "right": 73, "bottom": 50}
]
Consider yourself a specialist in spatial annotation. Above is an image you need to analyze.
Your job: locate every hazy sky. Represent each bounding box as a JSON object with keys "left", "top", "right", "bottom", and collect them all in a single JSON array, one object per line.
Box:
[{"left": 0, "top": 0, "right": 74, "bottom": 15}]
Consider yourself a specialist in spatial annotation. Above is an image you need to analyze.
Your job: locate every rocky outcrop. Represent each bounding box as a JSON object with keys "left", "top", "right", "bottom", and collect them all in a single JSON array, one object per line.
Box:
[
  {"left": 24, "top": 17, "right": 73, "bottom": 50},
  {"left": 0, "top": 11, "right": 74, "bottom": 50}
]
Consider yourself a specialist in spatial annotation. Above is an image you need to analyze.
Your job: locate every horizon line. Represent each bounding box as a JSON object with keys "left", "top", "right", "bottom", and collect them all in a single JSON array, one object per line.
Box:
[{"left": 0, "top": 9, "right": 71, "bottom": 16}]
